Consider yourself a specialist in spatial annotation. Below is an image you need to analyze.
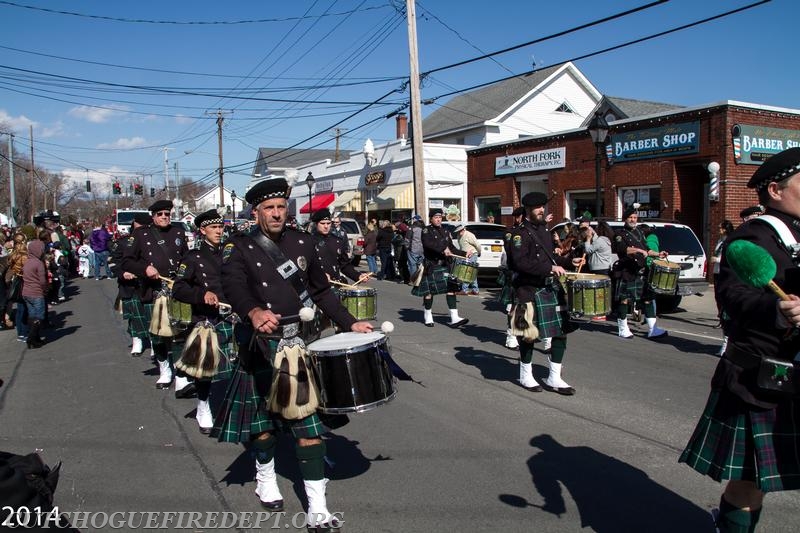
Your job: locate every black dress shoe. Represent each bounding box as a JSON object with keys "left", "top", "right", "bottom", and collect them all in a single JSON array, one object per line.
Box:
[
  {"left": 308, "top": 517, "right": 341, "bottom": 532},
  {"left": 175, "top": 382, "right": 197, "bottom": 399},
  {"left": 424, "top": 322, "right": 435, "bottom": 327},
  {"left": 518, "top": 382, "right": 543, "bottom": 393},
  {"left": 259, "top": 499, "right": 284, "bottom": 512},
  {"left": 542, "top": 383, "right": 576, "bottom": 396},
  {"left": 155, "top": 381, "right": 171, "bottom": 390},
  {"left": 199, "top": 426, "right": 212, "bottom": 435},
  {"left": 449, "top": 318, "right": 469, "bottom": 328}
]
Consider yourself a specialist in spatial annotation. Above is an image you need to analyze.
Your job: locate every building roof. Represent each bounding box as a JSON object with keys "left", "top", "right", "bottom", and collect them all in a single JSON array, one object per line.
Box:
[
  {"left": 253, "top": 147, "right": 339, "bottom": 176},
  {"left": 602, "top": 96, "right": 684, "bottom": 121},
  {"left": 422, "top": 63, "right": 565, "bottom": 139}
]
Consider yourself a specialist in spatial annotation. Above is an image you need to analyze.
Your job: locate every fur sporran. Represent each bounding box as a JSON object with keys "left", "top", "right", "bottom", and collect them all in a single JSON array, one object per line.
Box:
[
  {"left": 175, "top": 322, "right": 221, "bottom": 379},
  {"left": 268, "top": 341, "right": 320, "bottom": 420},
  {"left": 510, "top": 302, "right": 539, "bottom": 342},
  {"left": 149, "top": 293, "right": 175, "bottom": 337}
]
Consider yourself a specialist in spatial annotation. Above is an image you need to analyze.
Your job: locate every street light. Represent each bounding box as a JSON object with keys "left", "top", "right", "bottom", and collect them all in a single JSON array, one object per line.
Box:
[
  {"left": 230, "top": 190, "right": 237, "bottom": 224},
  {"left": 305, "top": 172, "right": 315, "bottom": 218},
  {"left": 588, "top": 111, "right": 610, "bottom": 219}
]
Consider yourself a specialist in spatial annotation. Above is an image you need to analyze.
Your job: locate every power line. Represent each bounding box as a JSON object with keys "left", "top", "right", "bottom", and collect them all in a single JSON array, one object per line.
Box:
[{"left": 0, "top": 1, "right": 391, "bottom": 25}]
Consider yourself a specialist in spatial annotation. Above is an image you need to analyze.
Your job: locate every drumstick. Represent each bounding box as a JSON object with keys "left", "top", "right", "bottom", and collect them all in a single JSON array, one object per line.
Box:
[
  {"left": 329, "top": 279, "right": 358, "bottom": 290},
  {"left": 258, "top": 307, "right": 316, "bottom": 329},
  {"left": 576, "top": 253, "right": 586, "bottom": 273},
  {"left": 158, "top": 275, "right": 175, "bottom": 288},
  {"left": 351, "top": 272, "right": 374, "bottom": 287}
]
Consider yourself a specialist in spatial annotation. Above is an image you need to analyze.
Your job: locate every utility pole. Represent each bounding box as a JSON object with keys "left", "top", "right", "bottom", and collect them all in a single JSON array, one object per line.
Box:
[
  {"left": 206, "top": 109, "right": 232, "bottom": 208},
  {"left": 6, "top": 133, "right": 17, "bottom": 226},
  {"left": 29, "top": 125, "right": 35, "bottom": 222},
  {"left": 173, "top": 162, "right": 182, "bottom": 217},
  {"left": 331, "top": 127, "right": 347, "bottom": 162},
  {"left": 406, "top": 0, "right": 426, "bottom": 217},
  {"left": 161, "top": 147, "right": 174, "bottom": 200}
]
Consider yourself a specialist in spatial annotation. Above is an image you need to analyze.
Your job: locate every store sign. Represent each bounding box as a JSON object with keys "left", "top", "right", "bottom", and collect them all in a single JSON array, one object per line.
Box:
[
  {"left": 732, "top": 125, "right": 800, "bottom": 164},
  {"left": 316, "top": 179, "right": 334, "bottom": 192},
  {"left": 610, "top": 122, "right": 700, "bottom": 163},
  {"left": 365, "top": 170, "right": 386, "bottom": 185},
  {"left": 495, "top": 147, "right": 565, "bottom": 175}
]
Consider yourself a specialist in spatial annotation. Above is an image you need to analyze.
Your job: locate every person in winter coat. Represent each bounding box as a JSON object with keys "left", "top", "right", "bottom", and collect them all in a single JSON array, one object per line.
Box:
[
  {"left": 22, "top": 239, "right": 48, "bottom": 348},
  {"left": 362, "top": 223, "right": 378, "bottom": 274}
]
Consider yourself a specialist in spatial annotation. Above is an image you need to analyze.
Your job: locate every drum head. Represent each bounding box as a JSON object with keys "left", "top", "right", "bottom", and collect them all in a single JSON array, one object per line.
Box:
[{"left": 307, "top": 331, "right": 385, "bottom": 354}]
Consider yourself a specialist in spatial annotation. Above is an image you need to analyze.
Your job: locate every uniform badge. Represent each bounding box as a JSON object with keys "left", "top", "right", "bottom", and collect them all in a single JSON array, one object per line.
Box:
[
  {"left": 177, "top": 263, "right": 187, "bottom": 278},
  {"left": 513, "top": 234, "right": 522, "bottom": 248},
  {"left": 222, "top": 243, "right": 235, "bottom": 264},
  {"left": 297, "top": 256, "right": 308, "bottom": 271},
  {"left": 504, "top": 232, "right": 512, "bottom": 242},
  {"left": 175, "top": 238, "right": 182, "bottom": 246},
  {"left": 615, "top": 235, "right": 623, "bottom": 242}
]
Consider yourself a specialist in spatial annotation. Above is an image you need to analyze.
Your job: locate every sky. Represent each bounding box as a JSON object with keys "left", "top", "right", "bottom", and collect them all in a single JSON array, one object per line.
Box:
[{"left": 0, "top": 0, "right": 796, "bottom": 201}]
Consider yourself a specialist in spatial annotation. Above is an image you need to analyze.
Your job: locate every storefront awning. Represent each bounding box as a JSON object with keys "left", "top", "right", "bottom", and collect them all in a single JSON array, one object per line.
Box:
[
  {"left": 366, "top": 183, "right": 413, "bottom": 210},
  {"left": 298, "top": 193, "right": 336, "bottom": 214},
  {"left": 331, "top": 190, "right": 358, "bottom": 209}
]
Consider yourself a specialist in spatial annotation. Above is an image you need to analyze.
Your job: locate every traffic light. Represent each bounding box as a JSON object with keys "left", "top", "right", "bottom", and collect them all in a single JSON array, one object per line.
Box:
[
  {"left": 85, "top": 180, "right": 91, "bottom": 192},
  {"left": 134, "top": 184, "right": 143, "bottom": 195},
  {"left": 112, "top": 182, "right": 121, "bottom": 195},
  {"left": 150, "top": 187, "right": 155, "bottom": 197}
]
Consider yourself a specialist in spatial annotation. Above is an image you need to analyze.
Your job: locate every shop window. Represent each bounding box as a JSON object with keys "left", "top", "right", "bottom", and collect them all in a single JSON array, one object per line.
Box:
[
  {"left": 620, "top": 187, "right": 662, "bottom": 219},
  {"left": 476, "top": 196, "right": 501, "bottom": 223}
]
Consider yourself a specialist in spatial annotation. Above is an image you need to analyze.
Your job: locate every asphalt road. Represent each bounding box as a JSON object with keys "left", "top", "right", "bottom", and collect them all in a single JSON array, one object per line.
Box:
[{"left": 1, "top": 277, "right": 798, "bottom": 532}]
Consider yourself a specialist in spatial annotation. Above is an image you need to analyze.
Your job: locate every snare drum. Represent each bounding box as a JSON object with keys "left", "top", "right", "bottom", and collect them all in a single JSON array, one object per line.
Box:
[
  {"left": 168, "top": 297, "right": 193, "bottom": 329},
  {"left": 648, "top": 260, "right": 680, "bottom": 295},
  {"left": 565, "top": 273, "right": 611, "bottom": 318},
  {"left": 338, "top": 288, "right": 377, "bottom": 321},
  {"left": 307, "top": 332, "right": 396, "bottom": 414},
  {"left": 450, "top": 257, "right": 478, "bottom": 285}
]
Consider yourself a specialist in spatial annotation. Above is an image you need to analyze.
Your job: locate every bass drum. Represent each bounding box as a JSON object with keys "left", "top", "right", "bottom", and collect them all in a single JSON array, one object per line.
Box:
[{"left": 307, "top": 332, "right": 396, "bottom": 414}]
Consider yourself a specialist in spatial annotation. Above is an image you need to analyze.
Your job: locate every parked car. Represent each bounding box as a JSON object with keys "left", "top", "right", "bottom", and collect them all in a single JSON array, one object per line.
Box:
[
  {"left": 443, "top": 221, "right": 507, "bottom": 277},
  {"left": 551, "top": 219, "right": 708, "bottom": 311},
  {"left": 337, "top": 217, "right": 364, "bottom": 266}
]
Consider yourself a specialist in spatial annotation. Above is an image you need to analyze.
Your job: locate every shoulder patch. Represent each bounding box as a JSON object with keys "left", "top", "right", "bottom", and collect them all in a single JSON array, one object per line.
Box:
[
  {"left": 504, "top": 232, "right": 512, "bottom": 242},
  {"left": 177, "top": 263, "right": 188, "bottom": 278},
  {"left": 512, "top": 234, "right": 522, "bottom": 248},
  {"left": 222, "top": 242, "right": 235, "bottom": 264},
  {"left": 422, "top": 227, "right": 429, "bottom": 234},
  {"left": 615, "top": 235, "right": 623, "bottom": 242}
]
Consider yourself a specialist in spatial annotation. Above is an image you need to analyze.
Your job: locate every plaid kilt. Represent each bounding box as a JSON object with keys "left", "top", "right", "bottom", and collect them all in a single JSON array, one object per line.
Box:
[
  {"left": 496, "top": 269, "right": 516, "bottom": 306},
  {"left": 679, "top": 388, "right": 800, "bottom": 492},
  {"left": 123, "top": 298, "right": 149, "bottom": 339},
  {"left": 532, "top": 284, "right": 568, "bottom": 339},
  {"left": 411, "top": 264, "right": 458, "bottom": 297},
  {"left": 211, "top": 334, "right": 324, "bottom": 443},
  {"left": 615, "top": 275, "right": 645, "bottom": 303}
]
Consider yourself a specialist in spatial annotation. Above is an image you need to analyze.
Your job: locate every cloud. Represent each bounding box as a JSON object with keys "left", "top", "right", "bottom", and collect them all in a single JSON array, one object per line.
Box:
[
  {"left": 174, "top": 114, "right": 195, "bottom": 125},
  {"left": 68, "top": 104, "right": 129, "bottom": 123},
  {"left": 40, "top": 121, "right": 66, "bottom": 138},
  {"left": 97, "top": 136, "right": 148, "bottom": 149},
  {"left": 0, "top": 109, "right": 37, "bottom": 132}
]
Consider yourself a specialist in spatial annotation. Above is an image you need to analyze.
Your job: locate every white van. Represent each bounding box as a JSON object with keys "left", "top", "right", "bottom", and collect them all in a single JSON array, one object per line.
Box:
[{"left": 552, "top": 219, "right": 708, "bottom": 311}]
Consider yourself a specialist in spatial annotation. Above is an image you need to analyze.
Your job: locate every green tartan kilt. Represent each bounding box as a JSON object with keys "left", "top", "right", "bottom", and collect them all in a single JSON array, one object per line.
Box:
[
  {"left": 123, "top": 298, "right": 149, "bottom": 339},
  {"left": 679, "top": 388, "right": 800, "bottom": 492},
  {"left": 497, "top": 282, "right": 516, "bottom": 306},
  {"left": 615, "top": 275, "right": 645, "bottom": 303},
  {"left": 211, "top": 332, "right": 324, "bottom": 443},
  {"left": 532, "top": 284, "right": 569, "bottom": 339},
  {"left": 411, "top": 264, "right": 458, "bottom": 297}
]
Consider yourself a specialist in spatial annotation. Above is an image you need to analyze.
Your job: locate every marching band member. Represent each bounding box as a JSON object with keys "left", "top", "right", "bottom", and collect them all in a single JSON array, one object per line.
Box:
[
  {"left": 681, "top": 147, "right": 800, "bottom": 532},
  {"left": 171, "top": 209, "right": 230, "bottom": 434},
  {"left": 500, "top": 206, "right": 526, "bottom": 349},
  {"left": 113, "top": 213, "right": 150, "bottom": 356},
  {"left": 310, "top": 208, "right": 370, "bottom": 285},
  {"left": 612, "top": 207, "right": 668, "bottom": 339},
  {"left": 219, "top": 178, "right": 371, "bottom": 531},
  {"left": 411, "top": 209, "right": 469, "bottom": 328},
  {"left": 121, "top": 200, "right": 189, "bottom": 392},
  {"left": 509, "top": 192, "right": 581, "bottom": 395}
]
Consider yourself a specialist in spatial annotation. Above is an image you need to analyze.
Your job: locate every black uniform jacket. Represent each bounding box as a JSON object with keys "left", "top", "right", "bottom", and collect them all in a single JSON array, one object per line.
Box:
[
  {"left": 717, "top": 208, "right": 800, "bottom": 407},
  {"left": 509, "top": 219, "right": 572, "bottom": 302},
  {"left": 221, "top": 227, "right": 356, "bottom": 331},
  {"left": 110, "top": 236, "right": 139, "bottom": 300},
  {"left": 421, "top": 224, "right": 459, "bottom": 266},
  {"left": 121, "top": 224, "right": 188, "bottom": 303},
  {"left": 612, "top": 224, "right": 649, "bottom": 281},
  {"left": 172, "top": 240, "right": 225, "bottom": 324},
  {"left": 313, "top": 232, "right": 360, "bottom": 283}
]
